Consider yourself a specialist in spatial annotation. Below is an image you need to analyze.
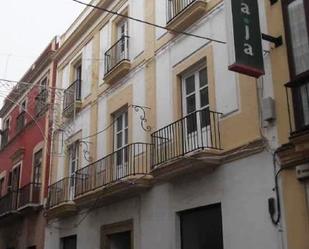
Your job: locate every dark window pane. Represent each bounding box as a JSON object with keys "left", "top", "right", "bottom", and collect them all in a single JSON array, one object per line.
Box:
[
  {"left": 117, "top": 133, "right": 123, "bottom": 149},
  {"left": 117, "top": 116, "right": 123, "bottom": 132},
  {"left": 200, "top": 108, "right": 210, "bottom": 128},
  {"left": 186, "top": 113, "right": 197, "bottom": 134},
  {"left": 294, "top": 82, "right": 309, "bottom": 129},
  {"left": 124, "top": 111, "right": 128, "bottom": 127},
  {"left": 124, "top": 147, "right": 128, "bottom": 163},
  {"left": 200, "top": 87, "right": 209, "bottom": 108},
  {"left": 108, "top": 231, "right": 131, "bottom": 249},
  {"left": 186, "top": 95, "right": 196, "bottom": 114},
  {"left": 117, "top": 150, "right": 123, "bottom": 166},
  {"left": 300, "top": 83, "right": 309, "bottom": 126},
  {"left": 180, "top": 204, "right": 223, "bottom": 249},
  {"left": 185, "top": 75, "right": 195, "bottom": 95},
  {"left": 61, "top": 235, "right": 77, "bottom": 249},
  {"left": 199, "top": 68, "right": 208, "bottom": 87},
  {"left": 125, "top": 129, "right": 128, "bottom": 144},
  {"left": 33, "top": 150, "right": 42, "bottom": 184}
]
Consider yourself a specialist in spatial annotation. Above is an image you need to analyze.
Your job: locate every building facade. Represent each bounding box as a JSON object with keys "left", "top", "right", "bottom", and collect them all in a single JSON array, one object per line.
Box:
[
  {"left": 44, "top": 1, "right": 291, "bottom": 249},
  {"left": 268, "top": 0, "right": 309, "bottom": 248},
  {"left": 0, "top": 0, "right": 306, "bottom": 249},
  {"left": 0, "top": 38, "right": 58, "bottom": 249}
]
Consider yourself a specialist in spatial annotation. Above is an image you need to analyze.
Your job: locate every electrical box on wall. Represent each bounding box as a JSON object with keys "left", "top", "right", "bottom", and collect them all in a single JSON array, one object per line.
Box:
[
  {"left": 262, "top": 97, "right": 276, "bottom": 122},
  {"left": 296, "top": 164, "right": 309, "bottom": 180}
]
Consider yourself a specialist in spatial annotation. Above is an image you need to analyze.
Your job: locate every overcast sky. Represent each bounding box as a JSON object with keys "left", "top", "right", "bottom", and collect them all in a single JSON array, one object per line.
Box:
[{"left": 0, "top": 0, "right": 87, "bottom": 108}]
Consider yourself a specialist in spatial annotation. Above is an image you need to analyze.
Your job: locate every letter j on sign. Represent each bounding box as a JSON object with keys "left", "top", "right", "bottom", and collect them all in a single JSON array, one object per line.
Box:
[{"left": 225, "top": 0, "right": 265, "bottom": 78}]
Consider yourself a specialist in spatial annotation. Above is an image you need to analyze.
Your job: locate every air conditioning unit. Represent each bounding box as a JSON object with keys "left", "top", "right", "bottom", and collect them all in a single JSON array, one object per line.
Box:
[{"left": 296, "top": 164, "right": 309, "bottom": 180}]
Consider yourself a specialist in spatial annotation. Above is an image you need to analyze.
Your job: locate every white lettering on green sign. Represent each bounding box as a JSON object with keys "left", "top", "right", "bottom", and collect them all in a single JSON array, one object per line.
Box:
[{"left": 241, "top": 2, "right": 254, "bottom": 56}]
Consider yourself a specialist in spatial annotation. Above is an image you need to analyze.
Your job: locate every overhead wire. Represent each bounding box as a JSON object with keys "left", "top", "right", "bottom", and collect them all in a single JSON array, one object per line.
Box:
[{"left": 72, "top": 0, "right": 227, "bottom": 44}]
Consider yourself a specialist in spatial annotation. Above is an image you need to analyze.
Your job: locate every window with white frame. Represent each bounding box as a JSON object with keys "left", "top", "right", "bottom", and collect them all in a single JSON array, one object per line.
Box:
[
  {"left": 114, "top": 110, "right": 128, "bottom": 178},
  {"left": 68, "top": 141, "right": 80, "bottom": 188},
  {"left": 182, "top": 66, "right": 210, "bottom": 134},
  {"left": 117, "top": 18, "right": 128, "bottom": 55}
]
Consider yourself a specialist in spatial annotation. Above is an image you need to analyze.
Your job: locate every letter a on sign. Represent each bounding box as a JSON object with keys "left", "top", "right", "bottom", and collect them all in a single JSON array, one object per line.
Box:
[{"left": 225, "top": 0, "right": 265, "bottom": 78}]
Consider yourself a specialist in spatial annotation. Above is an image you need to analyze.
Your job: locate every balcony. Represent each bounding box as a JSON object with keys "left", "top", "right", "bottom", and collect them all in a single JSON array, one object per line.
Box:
[
  {"left": 74, "top": 143, "right": 152, "bottom": 207},
  {"left": 17, "top": 183, "right": 41, "bottom": 211},
  {"left": 46, "top": 177, "right": 77, "bottom": 219},
  {"left": 16, "top": 111, "right": 25, "bottom": 133},
  {"left": 63, "top": 80, "right": 82, "bottom": 118},
  {"left": 104, "top": 36, "right": 130, "bottom": 84},
  {"left": 151, "top": 109, "right": 222, "bottom": 179},
  {"left": 166, "top": 0, "right": 207, "bottom": 31},
  {"left": 0, "top": 192, "right": 18, "bottom": 218},
  {"left": 0, "top": 183, "right": 42, "bottom": 223},
  {"left": 1, "top": 128, "right": 8, "bottom": 149}
]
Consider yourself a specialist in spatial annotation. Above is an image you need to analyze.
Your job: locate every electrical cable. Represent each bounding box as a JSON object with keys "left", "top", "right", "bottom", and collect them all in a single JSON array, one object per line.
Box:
[
  {"left": 0, "top": 78, "right": 64, "bottom": 91},
  {"left": 72, "top": 0, "right": 226, "bottom": 44}
]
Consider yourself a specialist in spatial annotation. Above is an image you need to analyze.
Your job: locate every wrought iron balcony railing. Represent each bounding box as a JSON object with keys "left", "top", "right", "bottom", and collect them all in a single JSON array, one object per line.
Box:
[
  {"left": 0, "top": 183, "right": 41, "bottom": 216},
  {"left": 16, "top": 111, "right": 25, "bottom": 133},
  {"left": 47, "top": 177, "right": 74, "bottom": 209},
  {"left": 286, "top": 80, "right": 309, "bottom": 135},
  {"left": 167, "top": 0, "right": 197, "bottom": 23},
  {"left": 17, "top": 183, "right": 41, "bottom": 209},
  {"left": 104, "top": 36, "right": 129, "bottom": 75},
  {"left": 63, "top": 79, "right": 82, "bottom": 113},
  {"left": 0, "top": 191, "right": 18, "bottom": 216},
  {"left": 1, "top": 129, "right": 8, "bottom": 149},
  {"left": 75, "top": 143, "right": 152, "bottom": 197},
  {"left": 151, "top": 109, "right": 222, "bottom": 167}
]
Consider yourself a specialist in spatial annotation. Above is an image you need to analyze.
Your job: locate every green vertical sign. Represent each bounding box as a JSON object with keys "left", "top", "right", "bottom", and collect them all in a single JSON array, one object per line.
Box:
[{"left": 228, "top": 0, "right": 265, "bottom": 78}]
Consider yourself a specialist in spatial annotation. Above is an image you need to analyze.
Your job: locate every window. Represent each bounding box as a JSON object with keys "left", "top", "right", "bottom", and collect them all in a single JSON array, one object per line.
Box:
[
  {"left": 117, "top": 19, "right": 128, "bottom": 57},
  {"left": 305, "top": 180, "right": 309, "bottom": 211},
  {"left": 61, "top": 235, "right": 77, "bottom": 249},
  {"left": 68, "top": 141, "right": 80, "bottom": 196},
  {"left": 74, "top": 63, "right": 82, "bottom": 101},
  {"left": 40, "top": 77, "right": 48, "bottom": 89},
  {"left": 101, "top": 220, "right": 133, "bottom": 249},
  {"left": 33, "top": 150, "right": 43, "bottom": 184},
  {"left": 16, "top": 101, "right": 26, "bottom": 132},
  {"left": 1, "top": 118, "right": 10, "bottom": 148},
  {"left": 36, "top": 77, "right": 48, "bottom": 114},
  {"left": 4, "top": 118, "right": 10, "bottom": 130},
  {"left": 10, "top": 165, "right": 21, "bottom": 192},
  {"left": 108, "top": 231, "right": 131, "bottom": 249},
  {"left": 21, "top": 100, "right": 26, "bottom": 111},
  {"left": 283, "top": 0, "right": 309, "bottom": 132},
  {"left": 114, "top": 110, "right": 128, "bottom": 178},
  {"left": 179, "top": 204, "right": 223, "bottom": 249},
  {"left": 284, "top": 0, "right": 309, "bottom": 76},
  {"left": 0, "top": 177, "right": 4, "bottom": 197},
  {"left": 182, "top": 67, "right": 210, "bottom": 134}
]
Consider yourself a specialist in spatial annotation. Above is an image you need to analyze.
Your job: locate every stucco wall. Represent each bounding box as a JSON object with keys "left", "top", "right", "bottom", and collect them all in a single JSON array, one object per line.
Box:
[{"left": 45, "top": 151, "right": 280, "bottom": 249}]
